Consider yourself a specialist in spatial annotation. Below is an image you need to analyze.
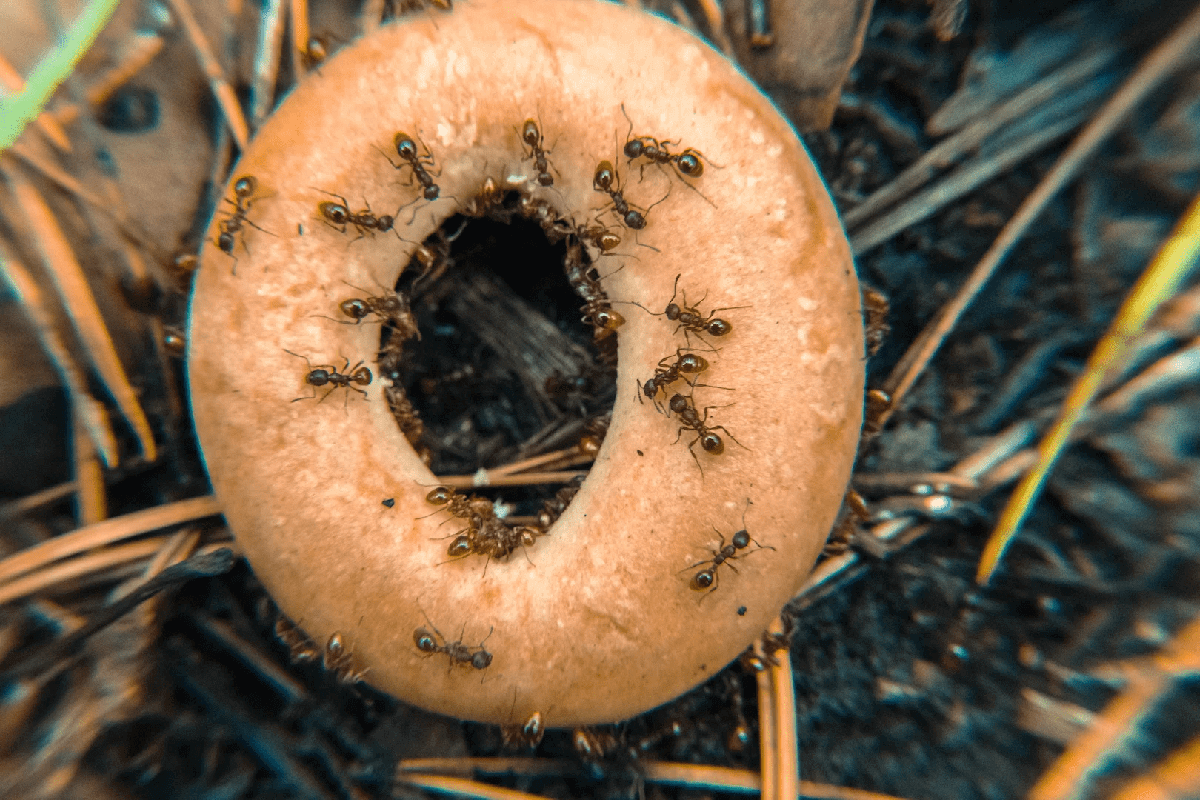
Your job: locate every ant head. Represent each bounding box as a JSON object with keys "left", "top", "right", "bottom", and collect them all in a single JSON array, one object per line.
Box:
[
  {"left": 676, "top": 150, "right": 703, "bottom": 177},
  {"left": 351, "top": 366, "right": 373, "bottom": 385},
  {"left": 340, "top": 298, "right": 370, "bottom": 320},
  {"left": 668, "top": 394, "right": 689, "bottom": 414},
  {"left": 521, "top": 119, "right": 540, "bottom": 147},
  {"left": 233, "top": 175, "right": 256, "bottom": 197},
  {"left": 426, "top": 486, "right": 453, "bottom": 505},
  {"left": 319, "top": 201, "right": 349, "bottom": 225},
  {"left": 414, "top": 627, "right": 438, "bottom": 653},
  {"left": 447, "top": 535, "right": 472, "bottom": 558},
  {"left": 471, "top": 650, "right": 493, "bottom": 670},
  {"left": 592, "top": 308, "right": 624, "bottom": 331},
  {"left": 593, "top": 161, "right": 615, "bottom": 191},
  {"left": 395, "top": 132, "right": 418, "bottom": 159}
]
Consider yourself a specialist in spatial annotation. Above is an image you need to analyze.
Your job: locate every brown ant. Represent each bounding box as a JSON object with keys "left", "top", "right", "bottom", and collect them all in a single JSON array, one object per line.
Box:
[
  {"left": 536, "top": 476, "right": 584, "bottom": 532},
  {"left": 862, "top": 285, "right": 890, "bottom": 357},
  {"left": 384, "top": 385, "right": 430, "bottom": 462},
  {"left": 214, "top": 175, "right": 273, "bottom": 273},
  {"left": 640, "top": 348, "right": 712, "bottom": 409},
  {"left": 324, "top": 631, "right": 368, "bottom": 684},
  {"left": 624, "top": 274, "right": 744, "bottom": 350},
  {"left": 413, "top": 614, "right": 494, "bottom": 670},
  {"left": 518, "top": 118, "right": 556, "bottom": 187},
  {"left": 313, "top": 189, "right": 395, "bottom": 240},
  {"left": 501, "top": 711, "right": 545, "bottom": 749},
  {"left": 620, "top": 104, "right": 718, "bottom": 206},
  {"left": 384, "top": 132, "right": 452, "bottom": 222},
  {"left": 425, "top": 485, "right": 496, "bottom": 522},
  {"left": 593, "top": 160, "right": 669, "bottom": 230},
  {"left": 668, "top": 392, "right": 746, "bottom": 473},
  {"left": 459, "top": 176, "right": 509, "bottom": 220},
  {"left": 275, "top": 616, "right": 320, "bottom": 663},
  {"left": 317, "top": 280, "right": 419, "bottom": 342},
  {"left": 284, "top": 349, "right": 372, "bottom": 404},
  {"left": 563, "top": 238, "right": 625, "bottom": 340},
  {"left": 684, "top": 500, "right": 774, "bottom": 593}
]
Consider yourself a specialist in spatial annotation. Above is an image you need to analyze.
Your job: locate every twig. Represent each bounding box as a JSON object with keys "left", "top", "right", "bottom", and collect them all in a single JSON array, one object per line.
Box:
[
  {"left": 487, "top": 446, "right": 594, "bottom": 478},
  {"left": 435, "top": 470, "right": 589, "bottom": 489},
  {"left": 398, "top": 774, "right": 549, "bottom": 800},
  {"left": 290, "top": 0, "right": 311, "bottom": 75},
  {"left": 71, "top": 407, "right": 106, "bottom": 525},
  {"left": 875, "top": 2, "right": 1200, "bottom": 435},
  {"left": 0, "top": 536, "right": 166, "bottom": 608},
  {"left": 849, "top": 108, "right": 1087, "bottom": 256},
  {"left": 1028, "top": 615, "right": 1200, "bottom": 800},
  {"left": 766, "top": 617, "right": 800, "bottom": 800},
  {"left": 3, "top": 143, "right": 160, "bottom": 253},
  {"left": 978, "top": 189, "right": 1200, "bottom": 584},
  {"left": 0, "top": 495, "right": 222, "bottom": 586},
  {"left": 4, "top": 167, "right": 158, "bottom": 462},
  {"left": 162, "top": 0, "right": 250, "bottom": 149},
  {"left": 251, "top": 0, "right": 286, "bottom": 125},
  {"left": 843, "top": 48, "right": 1116, "bottom": 229},
  {"left": 0, "top": 248, "right": 118, "bottom": 467},
  {"left": 0, "top": 480, "right": 78, "bottom": 522},
  {"left": 1108, "top": 734, "right": 1200, "bottom": 800}
]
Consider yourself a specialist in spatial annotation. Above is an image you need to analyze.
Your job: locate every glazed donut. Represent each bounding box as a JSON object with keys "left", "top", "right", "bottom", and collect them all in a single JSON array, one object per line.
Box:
[{"left": 187, "top": 0, "right": 863, "bottom": 726}]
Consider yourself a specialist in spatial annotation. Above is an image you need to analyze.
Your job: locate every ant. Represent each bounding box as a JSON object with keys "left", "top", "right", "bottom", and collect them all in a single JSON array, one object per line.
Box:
[
  {"left": 460, "top": 176, "right": 509, "bottom": 220},
  {"left": 324, "top": 631, "right": 368, "bottom": 684},
  {"left": 518, "top": 118, "right": 556, "bottom": 187},
  {"left": 425, "top": 485, "right": 496, "bottom": 523},
  {"left": 640, "top": 348, "right": 711, "bottom": 409},
  {"left": 620, "top": 104, "right": 718, "bottom": 206},
  {"left": 413, "top": 614, "right": 494, "bottom": 670},
  {"left": 667, "top": 392, "right": 746, "bottom": 473},
  {"left": 214, "top": 175, "right": 272, "bottom": 273},
  {"left": 384, "top": 132, "right": 451, "bottom": 221},
  {"left": 275, "top": 616, "right": 320, "bottom": 663},
  {"left": 317, "top": 280, "right": 419, "bottom": 342},
  {"left": 625, "top": 274, "right": 744, "bottom": 350},
  {"left": 283, "top": 349, "right": 372, "bottom": 404},
  {"left": 593, "top": 160, "right": 669, "bottom": 230},
  {"left": 536, "top": 477, "right": 583, "bottom": 532},
  {"left": 861, "top": 285, "right": 890, "bottom": 357},
  {"left": 501, "top": 711, "right": 545, "bottom": 749},
  {"left": 313, "top": 190, "right": 395, "bottom": 240},
  {"left": 683, "top": 500, "right": 774, "bottom": 593},
  {"left": 384, "top": 385, "right": 430, "bottom": 462}
]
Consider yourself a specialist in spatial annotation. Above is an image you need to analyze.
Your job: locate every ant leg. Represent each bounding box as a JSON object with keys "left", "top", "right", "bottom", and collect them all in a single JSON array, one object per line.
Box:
[{"left": 686, "top": 436, "right": 707, "bottom": 477}]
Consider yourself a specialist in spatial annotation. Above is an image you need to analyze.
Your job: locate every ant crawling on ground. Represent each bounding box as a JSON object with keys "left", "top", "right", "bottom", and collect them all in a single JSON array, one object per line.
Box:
[
  {"left": 667, "top": 391, "right": 747, "bottom": 473},
  {"left": 620, "top": 103, "right": 719, "bottom": 207},
  {"left": 518, "top": 117, "right": 556, "bottom": 187},
  {"left": 593, "top": 159, "right": 669, "bottom": 230},
  {"left": 413, "top": 613, "right": 494, "bottom": 670},
  {"left": 214, "top": 175, "right": 273, "bottom": 273},
  {"left": 683, "top": 499, "right": 774, "bottom": 594},
  {"left": 283, "top": 349, "right": 372, "bottom": 404},
  {"left": 639, "top": 348, "right": 713, "bottom": 409},
  {"left": 313, "top": 189, "right": 395, "bottom": 240}
]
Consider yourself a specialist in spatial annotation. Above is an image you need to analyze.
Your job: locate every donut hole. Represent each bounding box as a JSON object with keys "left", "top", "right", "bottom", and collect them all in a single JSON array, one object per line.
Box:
[{"left": 382, "top": 191, "right": 618, "bottom": 522}]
